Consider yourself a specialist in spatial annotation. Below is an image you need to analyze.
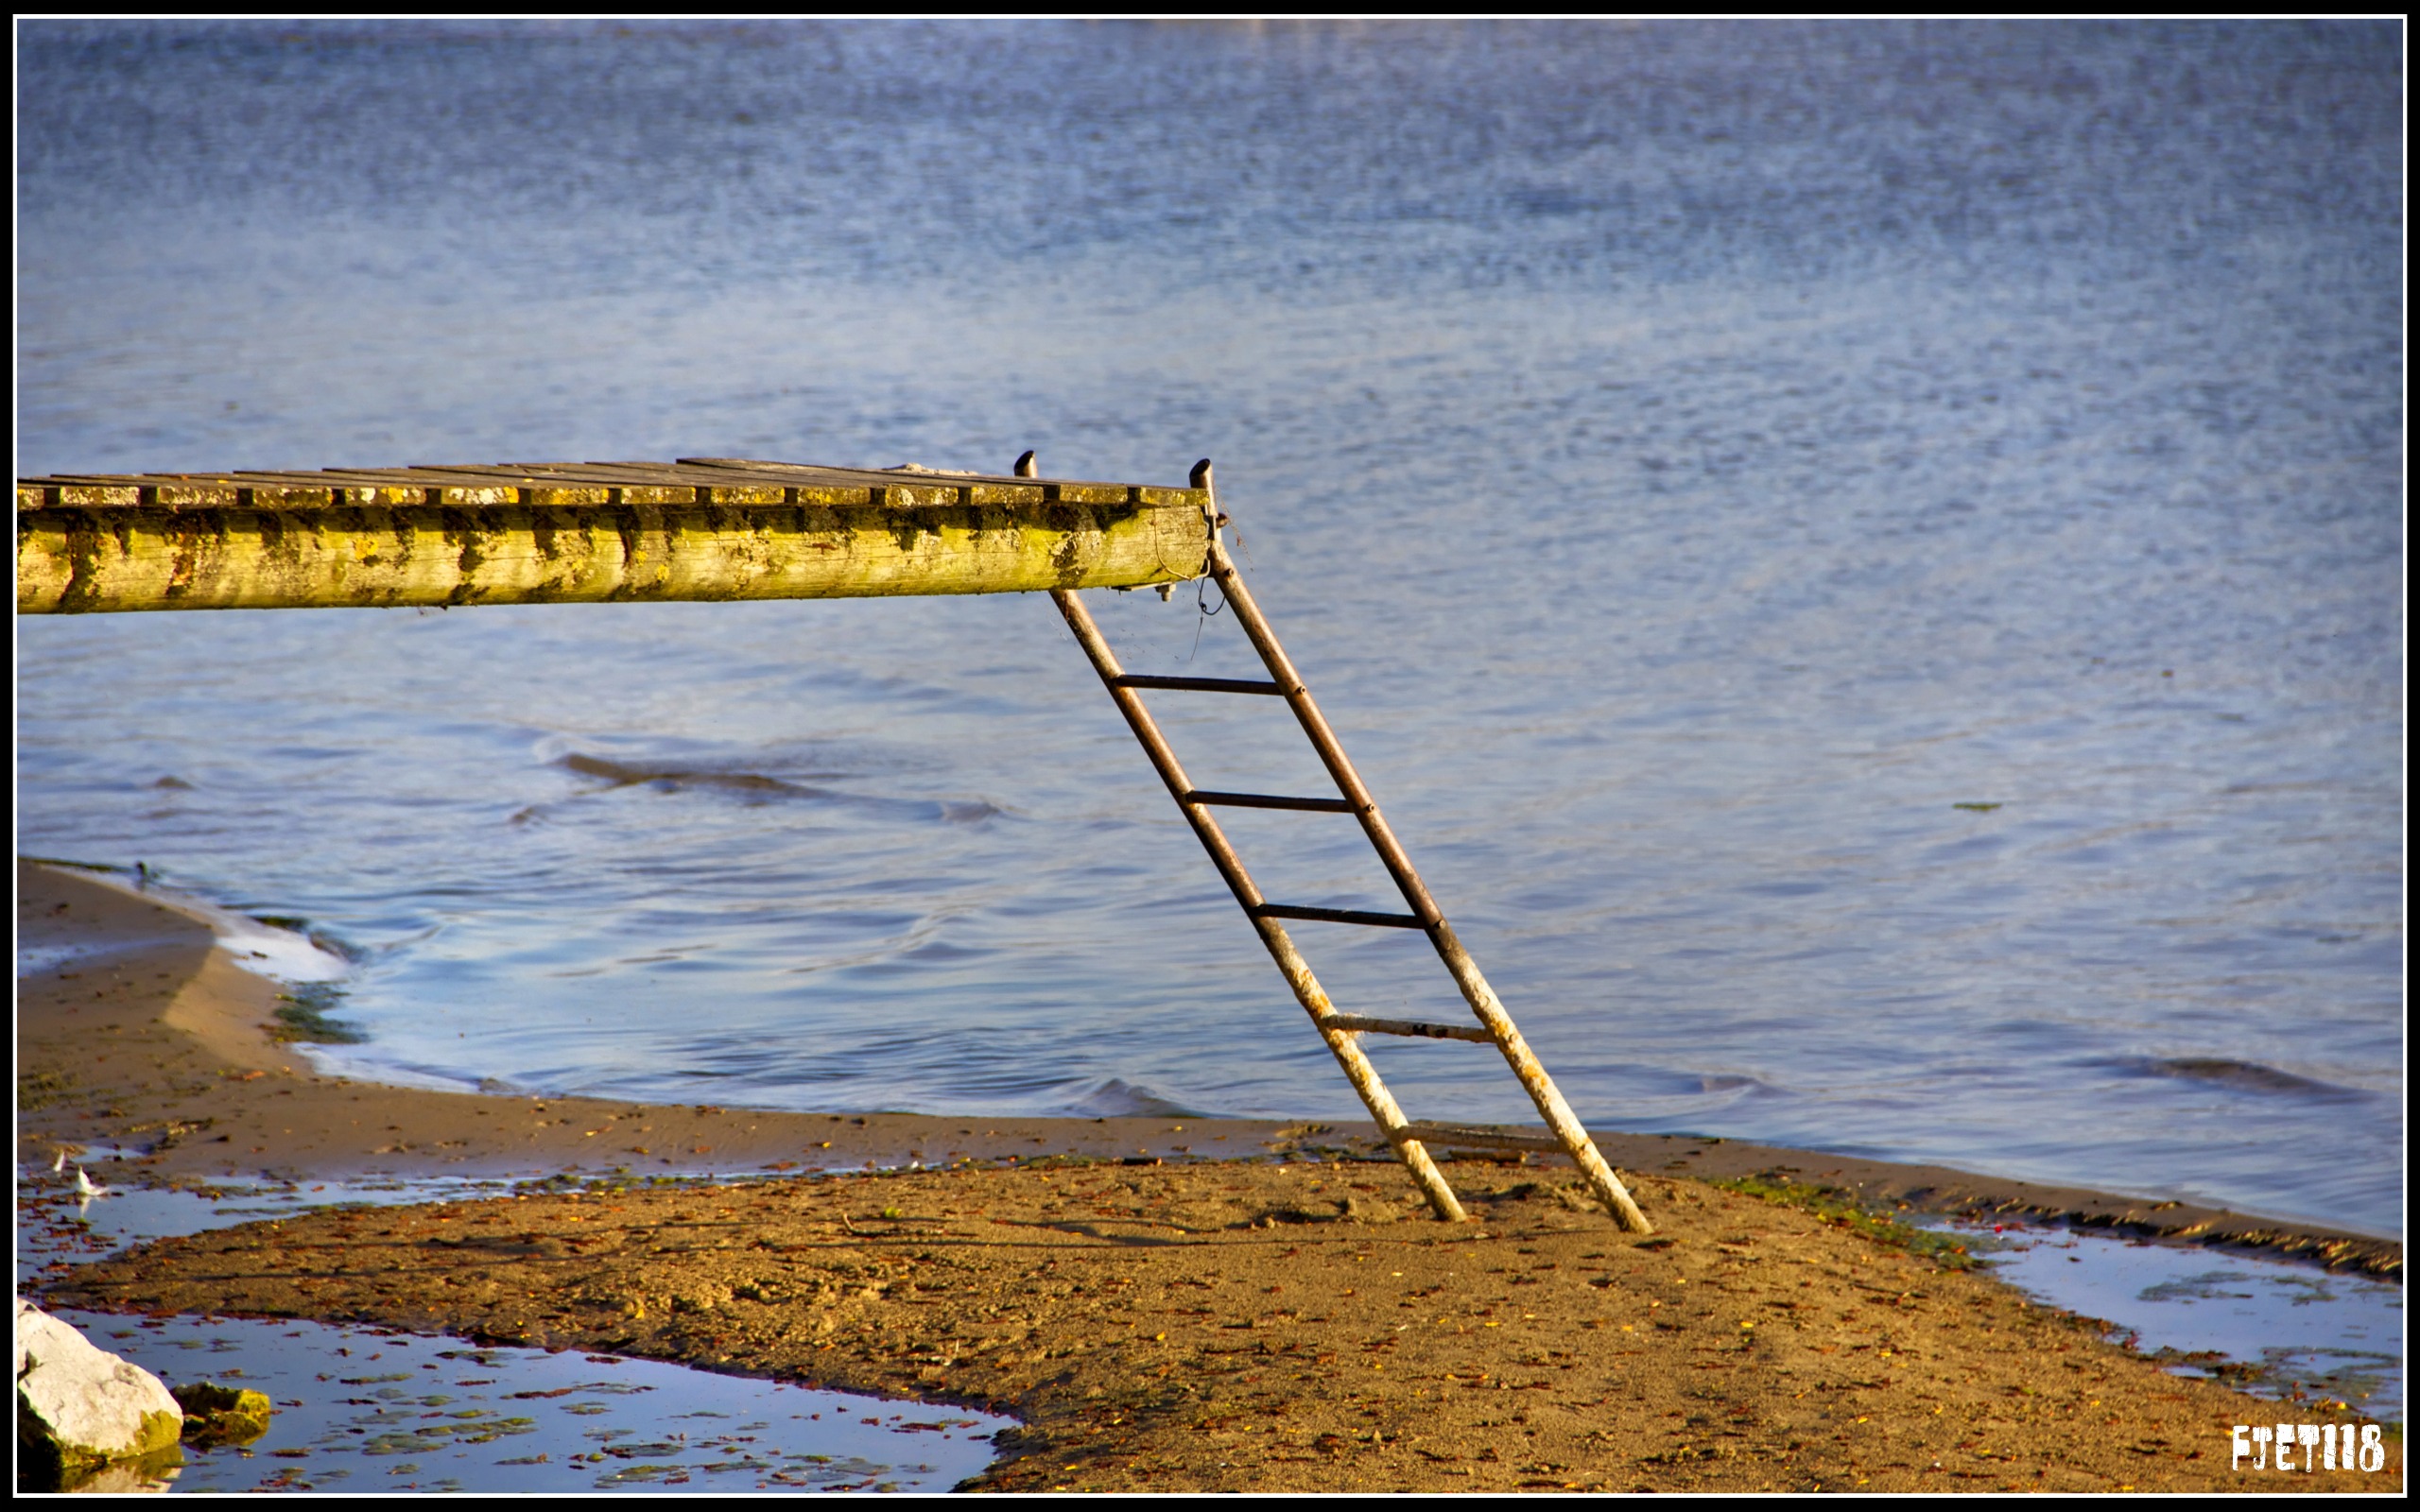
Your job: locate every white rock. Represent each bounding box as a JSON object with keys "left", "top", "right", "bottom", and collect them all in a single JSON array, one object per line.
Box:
[{"left": 15, "top": 1298, "right": 184, "bottom": 1485}]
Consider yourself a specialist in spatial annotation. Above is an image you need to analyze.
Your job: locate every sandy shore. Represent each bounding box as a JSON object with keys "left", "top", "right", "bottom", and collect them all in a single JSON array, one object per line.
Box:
[{"left": 16, "top": 859, "right": 2403, "bottom": 1491}]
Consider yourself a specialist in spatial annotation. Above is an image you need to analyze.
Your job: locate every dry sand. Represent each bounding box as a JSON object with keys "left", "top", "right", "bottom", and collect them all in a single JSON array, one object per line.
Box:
[{"left": 16, "top": 860, "right": 2403, "bottom": 1491}]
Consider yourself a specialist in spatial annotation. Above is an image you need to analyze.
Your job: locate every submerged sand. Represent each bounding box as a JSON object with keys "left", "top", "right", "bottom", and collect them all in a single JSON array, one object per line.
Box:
[{"left": 16, "top": 860, "right": 2404, "bottom": 1491}]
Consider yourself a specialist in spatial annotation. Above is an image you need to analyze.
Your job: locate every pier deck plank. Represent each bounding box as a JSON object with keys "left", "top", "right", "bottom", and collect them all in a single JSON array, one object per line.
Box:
[{"left": 16, "top": 459, "right": 1210, "bottom": 613}]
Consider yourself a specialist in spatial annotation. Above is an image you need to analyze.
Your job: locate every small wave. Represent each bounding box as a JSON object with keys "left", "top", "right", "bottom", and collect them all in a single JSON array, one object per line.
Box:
[
  {"left": 304, "top": 928, "right": 370, "bottom": 965},
  {"left": 209, "top": 914, "right": 354, "bottom": 986},
  {"left": 287, "top": 1046, "right": 486, "bottom": 1095},
  {"left": 558, "top": 753, "right": 1001, "bottom": 825},
  {"left": 1063, "top": 1077, "right": 1201, "bottom": 1119},
  {"left": 1617, "top": 1067, "right": 1773, "bottom": 1099},
  {"left": 17, "top": 940, "right": 128, "bottom": 977},
  {"left": 2122, "top": 1057, "right": 2366, "bottom": 1101},
  {"left": 560, "top": 752, "right": 817, "bottom": 796}
]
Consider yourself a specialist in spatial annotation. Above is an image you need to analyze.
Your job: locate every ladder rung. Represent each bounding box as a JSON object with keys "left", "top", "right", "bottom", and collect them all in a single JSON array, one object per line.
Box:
[
  {"left": 1323, "top": 1014, "right": 1493, "bottom": 1042},
  {"left": 1110, "top": 675, "right": 1287, "bottom": 696},
  {"left": 1398, "top": 1122, "right": 1569, "bottom": 1152},
  {"left": 1185, "top": 789, "right": 1356, "bottom": 813},
  {"left": 1252, "top": 903, "right": 1426, "bottom": 929}
]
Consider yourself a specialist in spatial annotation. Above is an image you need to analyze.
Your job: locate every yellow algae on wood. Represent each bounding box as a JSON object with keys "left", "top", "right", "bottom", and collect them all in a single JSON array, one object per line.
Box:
[{"left": 16, "top": 460, "right": 1210, "bottom": 612}]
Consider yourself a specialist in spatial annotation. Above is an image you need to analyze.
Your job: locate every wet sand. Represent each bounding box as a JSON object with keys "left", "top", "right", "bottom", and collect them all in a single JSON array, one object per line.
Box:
[{"left": 16, "top": 860, "right": 2404, "bottom": 1491}]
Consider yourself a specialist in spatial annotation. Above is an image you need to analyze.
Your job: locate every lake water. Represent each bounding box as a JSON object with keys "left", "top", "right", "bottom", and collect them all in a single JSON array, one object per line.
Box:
[{"left": 16, "top": 21, "right": 2403, "bottom": 1238}]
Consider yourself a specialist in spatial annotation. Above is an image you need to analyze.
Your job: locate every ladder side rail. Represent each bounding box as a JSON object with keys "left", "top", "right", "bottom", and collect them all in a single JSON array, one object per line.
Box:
[
  {"left": 1201, "top": 537, "right": 1653, "bottom": 1234},
  {"left": 1047, "top": 587, "right": 1469, "bottom": 1223},
  {"left": 1201, "top": 539, "right": 1442, "bottom": 921}
]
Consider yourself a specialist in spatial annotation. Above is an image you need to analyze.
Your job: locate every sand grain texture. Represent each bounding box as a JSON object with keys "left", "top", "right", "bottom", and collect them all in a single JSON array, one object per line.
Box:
[{"left": 51, "top": 1167, "right": 2394, "bottom": 1493}]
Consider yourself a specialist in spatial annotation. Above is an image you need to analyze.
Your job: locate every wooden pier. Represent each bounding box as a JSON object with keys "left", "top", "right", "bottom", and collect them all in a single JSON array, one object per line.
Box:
[
  {"left": 15, "top": 458, "right": 1211, "bottom": 614},
  {"left": 16, "top": 448, "right": 1652, "bottom": 1231}
]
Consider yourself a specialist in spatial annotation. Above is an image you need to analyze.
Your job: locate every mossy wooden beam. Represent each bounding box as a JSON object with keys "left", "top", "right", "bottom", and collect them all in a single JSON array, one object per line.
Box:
[{"left": 15, "top": 458, "right": 1211, "bottom": 613}]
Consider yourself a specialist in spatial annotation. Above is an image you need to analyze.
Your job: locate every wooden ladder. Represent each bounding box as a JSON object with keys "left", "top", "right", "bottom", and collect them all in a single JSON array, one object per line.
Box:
[{"left": 1036, "top": 454, "right": 1651, "bottom": 1232}]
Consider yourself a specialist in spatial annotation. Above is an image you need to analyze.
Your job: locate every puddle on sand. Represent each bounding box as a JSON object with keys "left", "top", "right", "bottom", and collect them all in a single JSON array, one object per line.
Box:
[
  {"left": 1924, "top": 1216, "right": 2403, "bottom": 1424},
  {"left": 17, "top": 1173, "right": 1014, "bottom": 1493},
  {"left": 35, "top": 1311, "right": 1001, "bottom": 1493}
]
